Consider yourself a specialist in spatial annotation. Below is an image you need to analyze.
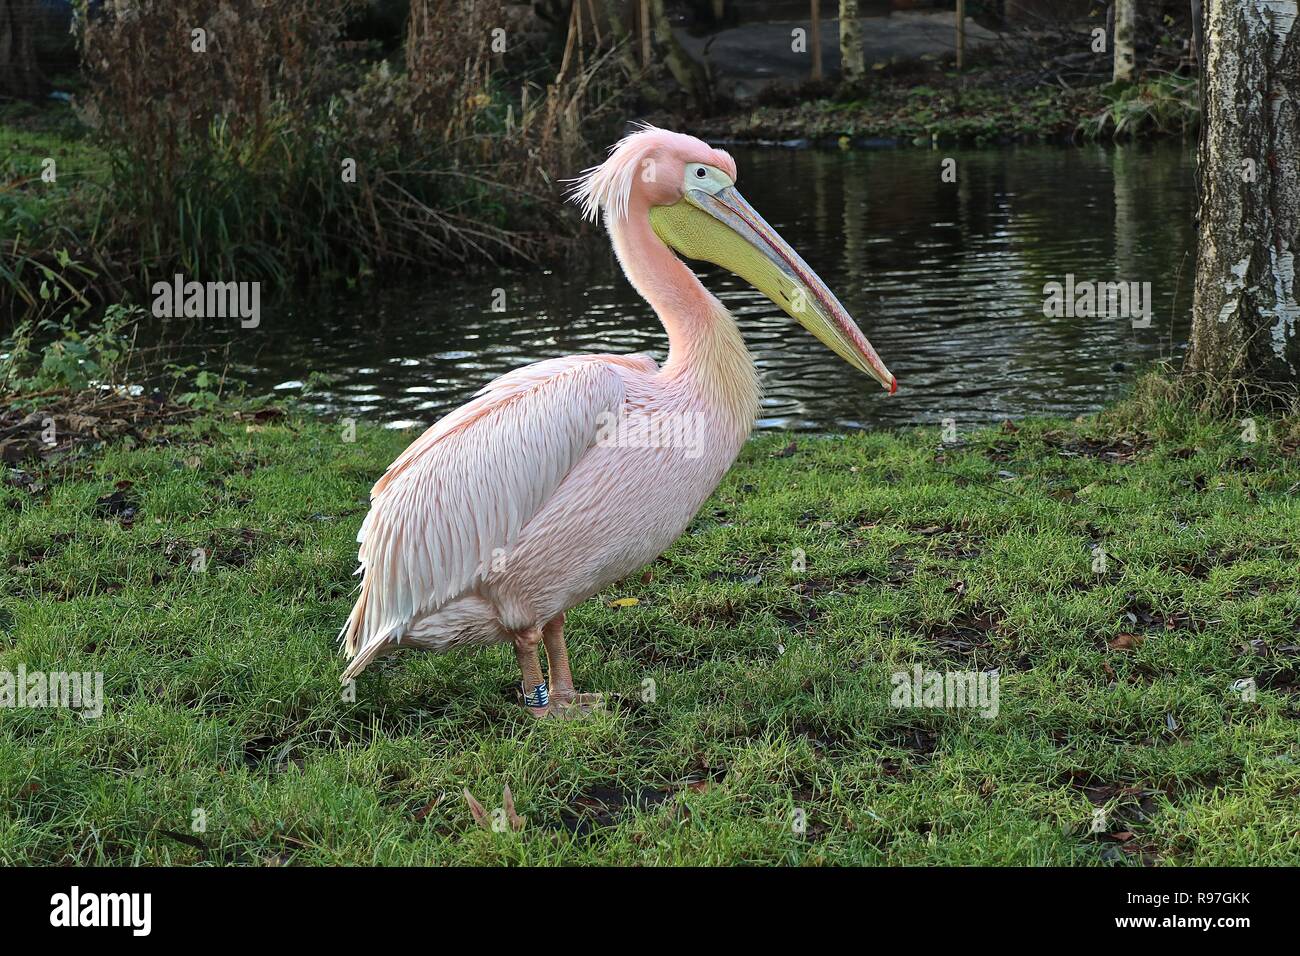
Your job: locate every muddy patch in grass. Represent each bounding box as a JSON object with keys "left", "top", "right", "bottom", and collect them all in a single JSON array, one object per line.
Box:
[
  {"left": 918, "top": 605, "right": 1011, "bottom": 667},
  {"left": 885, "top": 547, "right": 917, "bottom": 584},
  {"left": 1256, "top": 667, "right": 1300, "bottom": 696},
  {"left": 981, "top": 440, "right": 1018, "bottom": 465},
  {"left": 774, "top": 603, "right": 824, "bottom": 634},
  {"left": 931, "top": 536, "right": 985, "bottom": 561},
  {"left": 1040, "top": 430, "right": 1151, "bottom": 464},
  {"left": 898, "top": 521, "right": 986, "bottom": 561},
  {"left": 554, "top": 783, "right": 675, "bottom": 836},
  {"left": 879, "top": 726, "right": 940, "bottom": 763},
  {"left": 790, "top": 571, "right": 879, "bottom": 600},
  {"left": 628, "top": 638, "right": 709, "bottom": 667},
  {"left": 93, "top": 480, "right": 140, "bottom": 526},
  {"left": 237, "top": 724, "right": 366, "bottom": 772},
  {"left": 161, "top": 528, "right": 260, "bottom": 570},
  {"left": 1116, "top": 596, "right": 1201, "bottom": 637},
  {"left": 551, "top": 762, "right": 730, "bottom": 835},
  {"left": 1062, "top": 771, "right": 1169, "bottom": 864},
  {"left": 791, "top": 721, "right": 857, "bottom": 760},
  {"left": 7, "top": 531, "right": 74, "bottom": 569}
]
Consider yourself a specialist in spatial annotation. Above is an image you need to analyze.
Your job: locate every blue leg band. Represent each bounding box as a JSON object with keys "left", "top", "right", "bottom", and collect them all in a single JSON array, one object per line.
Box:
[{"left": 522, "top": 682, "right": 549, "bottom": 708}]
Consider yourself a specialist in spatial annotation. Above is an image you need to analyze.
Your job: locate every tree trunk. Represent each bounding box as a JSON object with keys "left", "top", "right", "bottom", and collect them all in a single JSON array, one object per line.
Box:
[
  {"left": 650, "top": 0, "right": 711, "bottom": 109},
  {"left": 0, "top": 0, "right": 44, "bottom": 100},
  {"left": 602, "top": 0, "right": 641, "bottom": 77},
  {"left": 1112, "top": 0, "right": 1136, "bottom": 82},
  {"left": 1185, "top": 0, "right": 1300, "bottom": 392},
  {"left": 839, "top": 0, "right": 863, "bottom": 84}
]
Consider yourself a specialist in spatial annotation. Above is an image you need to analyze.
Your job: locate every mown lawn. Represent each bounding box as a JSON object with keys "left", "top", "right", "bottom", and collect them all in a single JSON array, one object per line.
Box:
[{"left": 1, "top": 394, "right": 1298, "bottom": 865}]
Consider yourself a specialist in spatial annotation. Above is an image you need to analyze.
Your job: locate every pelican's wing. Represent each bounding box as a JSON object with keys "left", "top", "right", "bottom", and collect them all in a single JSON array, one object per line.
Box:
[{"left": 340, "top": 355, "right": 641, "bottom": 676}]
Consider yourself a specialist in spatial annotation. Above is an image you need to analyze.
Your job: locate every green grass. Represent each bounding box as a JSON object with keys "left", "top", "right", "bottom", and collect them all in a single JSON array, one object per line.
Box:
[
  {"left": 1, "top": 104, "right": 109, "bottom": 312},
  {"left": 2, "top": 396, "right": 1298, "bottom": 865},
  {"left": 1077, "top": 75, "right": 1200, "bottom": 141},
  {"left": 0, "top": 101, "right": 101, "bottom": 179}
]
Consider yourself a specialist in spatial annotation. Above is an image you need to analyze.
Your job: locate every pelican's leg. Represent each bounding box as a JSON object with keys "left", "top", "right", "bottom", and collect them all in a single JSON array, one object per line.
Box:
[
  {"left": 542, "top": 613, "right": 603, "bottom": 717},
  {"left": 514, "top": 626, "right": 550, "bottom": 718}
]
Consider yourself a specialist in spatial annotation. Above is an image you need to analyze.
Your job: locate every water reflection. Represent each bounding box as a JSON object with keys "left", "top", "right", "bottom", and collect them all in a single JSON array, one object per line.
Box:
[{"left": 173, "top": 142, "right": 1197, "bottom": 431}]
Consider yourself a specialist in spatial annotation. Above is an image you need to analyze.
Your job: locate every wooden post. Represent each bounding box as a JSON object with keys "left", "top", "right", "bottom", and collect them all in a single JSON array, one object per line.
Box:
[
  {"left": 811, "top": 1, "right": 823, "bottom": 81},
  {"left": 955, "top": 0, "right": 966, "bottom": 71},
  {"left": 640, "top": 0, "right": 651, "bottom": 66}
]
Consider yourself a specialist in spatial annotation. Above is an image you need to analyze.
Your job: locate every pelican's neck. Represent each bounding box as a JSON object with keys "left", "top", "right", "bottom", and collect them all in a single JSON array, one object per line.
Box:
[{"left": 607, "top": 210, "right": 761, "bottom": 438}]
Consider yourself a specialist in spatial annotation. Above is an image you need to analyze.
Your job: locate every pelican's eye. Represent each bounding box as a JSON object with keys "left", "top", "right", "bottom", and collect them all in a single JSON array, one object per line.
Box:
[{"left": 684, "top": 164, "right": 733, "bottom": 196}]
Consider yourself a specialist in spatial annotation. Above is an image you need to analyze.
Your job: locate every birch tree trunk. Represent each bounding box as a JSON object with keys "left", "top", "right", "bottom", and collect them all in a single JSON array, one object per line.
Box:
[
  {"left": 1113, "top": 0, "right": 1136, "bottom": 82},
  {"left": 1185, "top": 0, "right": 1300, "bottom": 391},
  {"left": 839, "top": 0, "right": 863, "bottom": 84}
]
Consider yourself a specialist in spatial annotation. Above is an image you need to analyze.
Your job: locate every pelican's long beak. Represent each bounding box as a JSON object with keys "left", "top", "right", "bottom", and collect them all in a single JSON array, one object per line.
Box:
[{"left": 650, "top": 185, "right": 896, "bottom": 393}]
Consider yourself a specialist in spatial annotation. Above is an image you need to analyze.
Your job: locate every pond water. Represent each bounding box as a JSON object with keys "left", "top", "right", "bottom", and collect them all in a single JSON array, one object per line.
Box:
[{"left": 185, "top": 142, "right": 1198, "bottom": 432}]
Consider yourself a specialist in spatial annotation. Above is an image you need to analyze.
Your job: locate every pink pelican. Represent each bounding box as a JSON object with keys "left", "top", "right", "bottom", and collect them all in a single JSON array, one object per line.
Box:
[{"left": 340, "top": 126, "right": 896, "bottom": 716}]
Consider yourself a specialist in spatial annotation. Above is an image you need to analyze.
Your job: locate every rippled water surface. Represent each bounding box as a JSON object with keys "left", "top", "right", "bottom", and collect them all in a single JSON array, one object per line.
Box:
[{"left": 187, "top": 143, "right": 1198, "bottom": 431}]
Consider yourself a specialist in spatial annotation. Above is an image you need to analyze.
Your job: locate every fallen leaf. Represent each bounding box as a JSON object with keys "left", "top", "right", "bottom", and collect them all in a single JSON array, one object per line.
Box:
[
  {"left": 1108, "top": 633, "right": 1145, "bottom": 651},
  {"left": 609, "top": 597, "right": 639, "bottom": 608},
  {"left": 770, "top": 441, "right": 798, "bottom": 458},
  {"left": 503, "top": 784, "right": 526, "bottom": 832},
  {"left": 463, "top": 788, "right": 490, "bottom": 830}
]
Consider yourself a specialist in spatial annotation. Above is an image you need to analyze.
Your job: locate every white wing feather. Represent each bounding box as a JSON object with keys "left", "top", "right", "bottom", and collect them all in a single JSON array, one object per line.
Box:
[{"left": 340, "top": 357, "right": 631, "bottom": 671}]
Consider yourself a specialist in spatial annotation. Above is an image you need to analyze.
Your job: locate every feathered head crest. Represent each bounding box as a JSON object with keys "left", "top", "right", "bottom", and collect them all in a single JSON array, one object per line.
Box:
[{"left": 566, "top": 123, "right": 734, "bottom": 225}]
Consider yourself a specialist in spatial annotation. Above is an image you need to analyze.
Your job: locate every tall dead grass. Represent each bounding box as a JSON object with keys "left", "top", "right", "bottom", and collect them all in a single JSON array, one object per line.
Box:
[{"left": 42, "top": 0, "right": 628, "bottom": 293}]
